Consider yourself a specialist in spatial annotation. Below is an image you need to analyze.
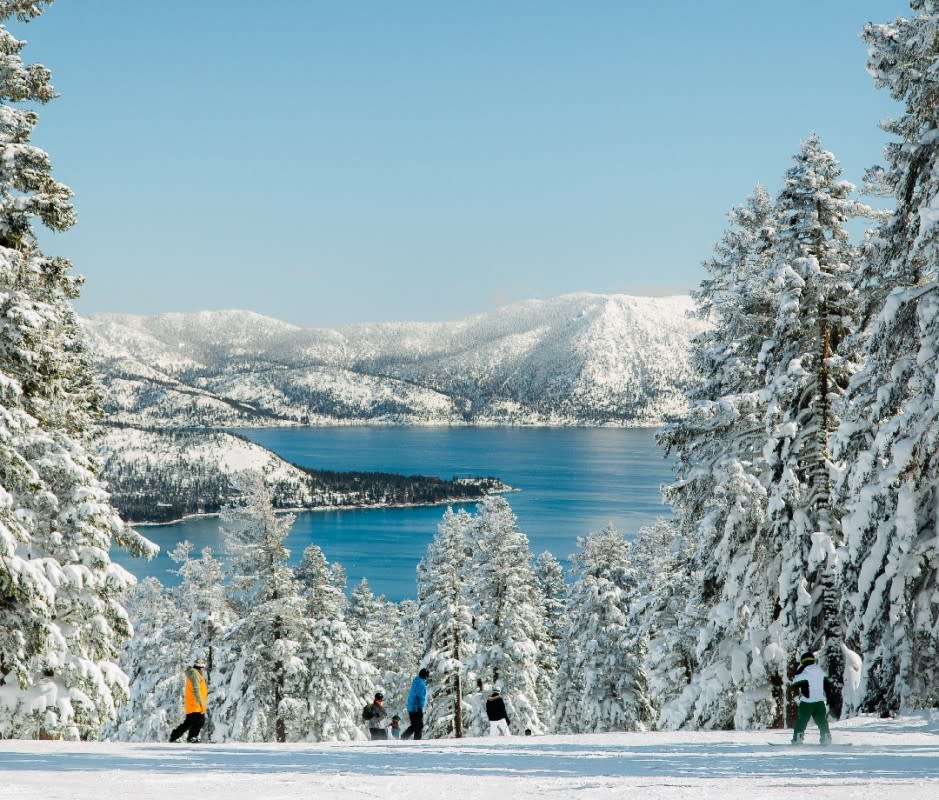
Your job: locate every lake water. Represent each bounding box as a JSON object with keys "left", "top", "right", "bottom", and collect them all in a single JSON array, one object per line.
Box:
[{"left": 113, "top": 426, "right": 674, "bottom": 601}]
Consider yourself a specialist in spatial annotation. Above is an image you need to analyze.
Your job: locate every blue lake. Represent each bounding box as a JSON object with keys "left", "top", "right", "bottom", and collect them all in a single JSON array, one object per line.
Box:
[{"left": 114, "top": 426, "right": 674, "bottom": 601}]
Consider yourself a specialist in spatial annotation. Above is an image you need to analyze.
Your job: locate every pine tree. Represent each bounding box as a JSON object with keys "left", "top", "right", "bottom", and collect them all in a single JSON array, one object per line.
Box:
[
  {"left": 294, "top": 543, "right": 372, "bottom": 741},
  {"left": 465, "top": 497, "right": 551, "bottom": 734},
  {"left": 659, "top": 141, "right": 876, "bottom": 729},
  {"left": 834, "top": 1, "right": 939, "bottom": 714},
  {"left": 657, "top": 187, "right": 779, "bottom": 730},
  {"left": 417, "top": 507, "right": 475, "bottom": 738},
  {"left": 348, "top": 577, "right": 410, "bottom": 716},
  {"left": 0, "top": 0, "right": 154, "bottom": 739},
  {"left": 108, "top": 544, "right": 234, "bottom": 742},
  {"left": 759, "top": 135, "right": 877, "bottom": 719},
  {"left": 104, "top": 578, "right": 178, "bottom": 741},
  {"left": 347, "top": 578, "right": 378, "bottom": 660},
  {"left": 533, "top": 549, "right": 567, "bottom": 710},
  {"left": 628, "top": 519, "right": 696, "bottom": 717},
  {"left": 553, "top": 524, "right": 652, "bottom": 733},
  {"left": 216, "top": 473, "right": 314, "bottom": 742}
]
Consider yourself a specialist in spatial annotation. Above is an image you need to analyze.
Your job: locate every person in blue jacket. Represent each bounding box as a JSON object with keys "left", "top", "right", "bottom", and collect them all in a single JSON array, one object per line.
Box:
[{"left": 401, "top": 668, "right": 430, "bottom": 740}]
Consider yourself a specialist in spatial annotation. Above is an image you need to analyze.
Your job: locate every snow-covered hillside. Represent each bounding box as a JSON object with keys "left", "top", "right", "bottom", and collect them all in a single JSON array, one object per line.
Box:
[
  {"left": 96, "top": 427, "right": 506, "bottom": 523},
  {"left": 82, "top": 293, "right": 704, "bottom": 428},
  {"left": 3, "top": 713, "right": 938, "bottom": 800}
]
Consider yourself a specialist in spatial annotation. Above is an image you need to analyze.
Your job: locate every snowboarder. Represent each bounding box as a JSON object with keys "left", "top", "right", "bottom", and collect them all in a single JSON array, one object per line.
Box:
[
  {"left": 791, "top": 651, "right": 832, "bottom": 745},
  {"left": 485, "top": 687, "right": 511, "bottom": 736},
  {"left": 367, "top": 691, "right": 389, "bottom": 740},
  {"left": 169, "top": 656, "right": 208, "bottom": 743},
  {"left": 401, "top": 668, "right": 430, "bottom": 740}
]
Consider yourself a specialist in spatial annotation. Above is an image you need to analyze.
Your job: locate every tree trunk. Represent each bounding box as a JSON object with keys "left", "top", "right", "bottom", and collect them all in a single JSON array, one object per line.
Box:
[{"left": 453, "top": 626, "right": 463, "bottom": 738}]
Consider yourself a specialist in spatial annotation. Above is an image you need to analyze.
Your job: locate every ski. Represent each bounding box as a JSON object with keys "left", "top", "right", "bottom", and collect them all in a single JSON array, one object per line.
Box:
[{"left": 768, "top": 742, "right": 853, "bottom": 747}]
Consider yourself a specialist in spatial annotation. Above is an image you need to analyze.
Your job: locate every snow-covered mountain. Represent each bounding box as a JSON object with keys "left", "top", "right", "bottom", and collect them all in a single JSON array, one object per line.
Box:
[{"left": 82, "top": 293, "right": 704, "bottom": 427}]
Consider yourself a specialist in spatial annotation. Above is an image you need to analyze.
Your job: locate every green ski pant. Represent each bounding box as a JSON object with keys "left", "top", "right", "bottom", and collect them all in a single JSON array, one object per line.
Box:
[{"left": 792, "top": 700, "right": 830, "bottom": 743}]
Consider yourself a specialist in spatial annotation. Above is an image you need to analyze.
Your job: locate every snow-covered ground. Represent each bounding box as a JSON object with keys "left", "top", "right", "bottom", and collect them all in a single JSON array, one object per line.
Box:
[{"left": 4, "top": 713, "right": 938, "bottom": 800}]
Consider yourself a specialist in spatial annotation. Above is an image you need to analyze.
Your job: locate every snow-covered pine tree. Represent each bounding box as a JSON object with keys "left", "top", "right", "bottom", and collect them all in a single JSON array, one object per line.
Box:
[
  {"left": 108, "top": 544, "right": 234, "bottom": 742},
  {"left": 0, "top": 0, "right": 155, "bottom": 739},
  {"left": 294, "top": 543, "right": 371, "bottom": 741},
  {"left": 658, "top": 187, "right": 779, "bottom": 730},
  {"left": 417, "top": 507, "right": 476, "bottom": 738},
  {"left": 165, "top": 542, "right": 234, "bottom": 742},
  {"left": 347, "top": 577, "right": 410, "bottom": 716},
  {"left": 758, "top": 135, "right": 878, "bottom": 719},
  {"left": 465, "top": 497, "right": 551, "bottom": 735},
  {"left": 533, "top": 550, "right": 567, "bottom": 705},
  {"left": 216, "top": 473, "right": 314, "bottom": 742},
  {"left": 627, "top": 519, "right": 696, "bottom": 717},
  {"left": 347, "top": 578, "right": 379, "bottom": 661},
  {"left": 388, "top": 597, "right": 421, "bottom": 715},
  {"left": 833, "top": 1, "right": 939, "bottom": 714},
  {"left": 104, "top": 578, "right": 177, "bottom": 741},
  {"left": 552, "top": 524, "right": 652, "bottom": 733}
]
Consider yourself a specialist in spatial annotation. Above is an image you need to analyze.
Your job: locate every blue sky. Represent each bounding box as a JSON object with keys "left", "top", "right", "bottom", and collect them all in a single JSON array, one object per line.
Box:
[{"left": 19, "top": 1, "right": 910, "bottom": 327}]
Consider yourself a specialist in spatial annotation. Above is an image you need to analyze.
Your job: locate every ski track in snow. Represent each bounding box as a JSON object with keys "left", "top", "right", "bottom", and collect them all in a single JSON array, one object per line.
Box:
[{"left": 3, "top": 719, "right": 939, "bottom": 800}]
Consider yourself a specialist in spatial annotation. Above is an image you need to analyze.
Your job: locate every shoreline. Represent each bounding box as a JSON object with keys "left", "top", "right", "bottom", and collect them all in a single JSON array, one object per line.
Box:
[{"left": 130, "top": 486, "right": 518, "bottom": 528}]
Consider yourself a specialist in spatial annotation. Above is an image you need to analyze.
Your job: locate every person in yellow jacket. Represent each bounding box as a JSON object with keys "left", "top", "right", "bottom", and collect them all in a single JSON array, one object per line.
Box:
[{"left": 169, "top": 656, "right": 208, "bottom": 743}]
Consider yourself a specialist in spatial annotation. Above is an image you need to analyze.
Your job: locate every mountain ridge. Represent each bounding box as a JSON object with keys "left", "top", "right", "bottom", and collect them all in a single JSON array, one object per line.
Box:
[{"left": 83, "top": 292, "right": 705, "bottom": 428}]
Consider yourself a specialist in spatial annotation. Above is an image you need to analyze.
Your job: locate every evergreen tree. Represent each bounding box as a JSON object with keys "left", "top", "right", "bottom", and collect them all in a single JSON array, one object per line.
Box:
[
  {"left": 759, "top": 135, "right": 877, "bottom": 719},
  {"left": 659, "top": 141, "right": 875, "bottom": 729},
  {"left": 216, "top": 473, "right": 314, "bottom": 742},
  {"left": 657, "top": 187, "right": 779, "bottom": 730},
  {"left": 553, "top": 524, "right": 652, "bottom": 733},
  {"left": 108, "top": 544, "right": 233, "bottom": 742},
  {"left": 347, "top": 577, "right": 410, "bottom": 716},
  {"left": 533, "top": 549, "right": 567, "bottom": 714},
  {"left": 628, "top": 519, "right": 696, "bottom": 717},
  {"left": 0, "top": 0, "right": 154, "bottom": 739},
  {"left": 417, "top": 507, "right": 475, "bottom": 738},
  {"left": 834, "top": 1, "right": 939, "bottom": 714},
  {"left": 386, "top": 598, "right": 421, "bottom": 717},
  {"left": 466, "top": 497, "right": 550, "bottom": 734},
  {"left": 104, "top": 578, "right": 178, "bottom": 741},
  {"left": 347, "top": 578, "right": 378, "bottom": 661},
  {"left": 294, "top": 543, "right": 371, "bottom": 741}
]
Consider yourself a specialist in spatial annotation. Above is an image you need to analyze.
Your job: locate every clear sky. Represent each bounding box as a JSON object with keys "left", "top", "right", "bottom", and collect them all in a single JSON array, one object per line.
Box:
[{"left": 16, "top": 0, "right": 911, "bottom": 327}]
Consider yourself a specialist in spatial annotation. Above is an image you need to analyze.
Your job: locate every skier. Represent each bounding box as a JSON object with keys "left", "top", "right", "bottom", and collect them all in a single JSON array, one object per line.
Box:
[
  {"left": 790, "top": 651, "right": 832, "bottom": 745},
  {"left": 400, "top": 668, "right": 430, "bottom": 740},
  {"left": 169, "top": 656, "right": 208, "bottom": 743},
  {"left": 485, "top": 687, "right": 511, "bottom": 736},
  {"left": 390, "top": 714, "right": 401, "bottom": 739},
  {"left": 367, "top": 691, "right": 389, "bottom": 740}
]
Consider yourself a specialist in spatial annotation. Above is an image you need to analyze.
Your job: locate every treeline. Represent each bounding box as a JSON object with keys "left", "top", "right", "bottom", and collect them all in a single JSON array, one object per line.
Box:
[{"left": 98, "top": 426, "right": 506, "bottom": 523}]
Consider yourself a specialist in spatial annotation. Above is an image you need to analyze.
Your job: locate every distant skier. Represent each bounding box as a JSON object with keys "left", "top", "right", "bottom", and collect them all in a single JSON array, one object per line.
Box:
[
  {"left": 366, "top": 691, "right": 389, "bottom": 740},
  {"left": 790, "top": 651, "right": 832, "bottom": 745},
  {"left": 401, "top": 668, "right": 430, "bottom": 740},
  {"left": 390, "top": 714, "right": 401, "bottom": 739},
  {"left": 169, "top": 656, "right": 208, "bottom": 743},
  {"left": 485, "top": 687, "right": 511, "bottom": 736}
]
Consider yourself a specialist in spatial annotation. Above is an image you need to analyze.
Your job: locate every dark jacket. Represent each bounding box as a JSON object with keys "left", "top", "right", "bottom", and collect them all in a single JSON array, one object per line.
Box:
[{"left": 486, "top": 693, "right": 509, "bottom": 723}]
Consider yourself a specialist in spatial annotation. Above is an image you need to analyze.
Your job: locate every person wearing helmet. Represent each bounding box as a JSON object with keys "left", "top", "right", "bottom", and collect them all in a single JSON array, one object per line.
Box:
[
  {"left": 485, "top": 687, "right": 511, "bottom": 736},
  {"left": 401, "top": 668, "right": 430, "bottom": 740},
  {"left": 169, "top": 656, "right": 209, "bottom": 743},
  {"left": 791, "top": 652, "right": 832, "bottom": 745}
]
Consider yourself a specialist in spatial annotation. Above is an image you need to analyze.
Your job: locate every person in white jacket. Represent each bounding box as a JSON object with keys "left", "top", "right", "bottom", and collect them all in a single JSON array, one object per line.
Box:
[{"left": 790, "top": 652, "right": 831, "bottom": 744}]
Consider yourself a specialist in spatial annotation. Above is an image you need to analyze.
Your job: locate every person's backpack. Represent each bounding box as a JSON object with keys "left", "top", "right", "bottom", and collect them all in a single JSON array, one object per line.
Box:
[{"left": 362, "top": 703, "right": 373, "bottom": 723}]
